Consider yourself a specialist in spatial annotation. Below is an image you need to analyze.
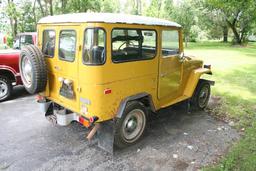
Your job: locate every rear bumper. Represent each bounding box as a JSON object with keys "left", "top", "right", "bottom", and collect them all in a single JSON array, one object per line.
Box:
[{"left": 37, "top": 100, "right": 93, "bottom": 127}]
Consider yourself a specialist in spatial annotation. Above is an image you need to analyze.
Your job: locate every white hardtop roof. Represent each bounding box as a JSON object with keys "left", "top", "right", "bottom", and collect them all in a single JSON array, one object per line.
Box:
[{"left": 38, "top": 13, "right": 181, "bottom": 27}]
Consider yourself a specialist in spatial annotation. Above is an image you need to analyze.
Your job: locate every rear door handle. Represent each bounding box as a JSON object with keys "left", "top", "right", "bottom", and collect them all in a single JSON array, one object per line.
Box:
[
  {"left": 160, "top": 73, "right": 167, "bottom": 77},
  {"left": 54, "top": 66, "right": 61, "bottom": 71}
]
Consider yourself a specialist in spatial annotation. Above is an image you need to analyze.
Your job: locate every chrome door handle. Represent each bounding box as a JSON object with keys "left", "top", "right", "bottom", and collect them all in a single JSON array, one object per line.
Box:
[{"left": 160, "top": 73, "right": 167, "bottom": 77}]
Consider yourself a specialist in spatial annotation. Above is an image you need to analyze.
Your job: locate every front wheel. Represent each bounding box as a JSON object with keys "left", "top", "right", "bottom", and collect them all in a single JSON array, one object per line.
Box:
[
  {"left": 0, "top": 76, "right": 12, "bottom": 102},
  {"left": 191, "top": 80, "right": 211, "bottom": 110},
  {"left": 114, "top": 101, "right": 147, "bottom": 148}
]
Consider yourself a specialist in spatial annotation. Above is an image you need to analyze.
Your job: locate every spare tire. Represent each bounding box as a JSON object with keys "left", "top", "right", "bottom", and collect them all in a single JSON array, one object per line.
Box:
[{"left": 19, "top": 45, "right": 47, "bottom": 94}]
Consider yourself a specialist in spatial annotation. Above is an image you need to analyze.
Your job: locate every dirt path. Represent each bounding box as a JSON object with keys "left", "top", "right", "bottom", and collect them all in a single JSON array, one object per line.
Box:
[{"left": 0, "top": 87, "right": 239, "bottom": 171}]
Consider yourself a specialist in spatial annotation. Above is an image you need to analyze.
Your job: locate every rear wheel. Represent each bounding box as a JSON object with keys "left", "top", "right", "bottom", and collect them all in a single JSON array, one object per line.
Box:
[
  {"left": 114, "top": 101, "right": 147, "bottom": 148},
  {"left": 0, "top": 76, "right": 12, "bottom": 102},
  {"left": 19, "top": 45, "right": 47, "bottom": 94},
  {"left": 191, "top": 80, "right": 211, "bottom": 110}
]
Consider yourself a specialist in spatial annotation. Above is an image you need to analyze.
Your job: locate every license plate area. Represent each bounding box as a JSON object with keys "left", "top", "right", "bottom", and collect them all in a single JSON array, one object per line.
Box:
[{"left": 59, "top": 82, "right": 75, "bottom": 99}]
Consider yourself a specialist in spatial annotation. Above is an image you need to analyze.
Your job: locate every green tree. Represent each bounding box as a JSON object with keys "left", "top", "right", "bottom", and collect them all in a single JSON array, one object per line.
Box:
[
  {"left": 6, "top": 0, "right": 20, "bottom": 38},
  {"left": 197, "top": 4, "right": 229, "bottom": 42},
  {"left": 100, "top": 0, "right": 121, "bottom": 13},
  {"left": 68, "top": 0, "right": 101, "bottom": 12},
  {"left": 205, "top": 0, "right": 256, "bottom": 44},
  {"left": 146, "top": 0, "right": 163, "bottom": 18},
  {"left": 165, "top": 0, "right": 196, "bottom": 47},
  {"left": 19, "top": 0, "right": 37, "bottom": 32}
]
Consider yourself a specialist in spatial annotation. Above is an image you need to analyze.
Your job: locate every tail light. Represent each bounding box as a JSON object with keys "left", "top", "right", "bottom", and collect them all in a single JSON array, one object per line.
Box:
[{"left": 79, "top": 116, "right": 90, "bottom": 128}]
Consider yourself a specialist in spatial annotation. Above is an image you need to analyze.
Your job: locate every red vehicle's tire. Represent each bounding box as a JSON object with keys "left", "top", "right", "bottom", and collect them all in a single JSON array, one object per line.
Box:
[
  {"left": 0, "top": 76, "right": 12, "bottom": 102},
  {"left": 19, "top": 45, "right": 47, "bottom": 94}
]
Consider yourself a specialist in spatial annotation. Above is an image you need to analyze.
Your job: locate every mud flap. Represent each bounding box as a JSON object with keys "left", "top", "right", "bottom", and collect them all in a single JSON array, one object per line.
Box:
[
  {"left": 44, "top": 103, "right": 57, "bottom": 125},
  {"left": 97, "top": 120, "right": 114, "bottom": 154}
]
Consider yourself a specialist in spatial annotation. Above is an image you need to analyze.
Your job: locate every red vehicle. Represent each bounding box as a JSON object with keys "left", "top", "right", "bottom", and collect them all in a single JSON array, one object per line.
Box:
[{"left": 0, "top": 32, "right": 37, "bottom": 101}]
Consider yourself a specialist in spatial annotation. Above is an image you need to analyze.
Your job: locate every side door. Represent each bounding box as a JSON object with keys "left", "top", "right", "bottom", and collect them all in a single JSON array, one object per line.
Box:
[{"left": 158, "top": 29, "right": 182, "bottom": 100}]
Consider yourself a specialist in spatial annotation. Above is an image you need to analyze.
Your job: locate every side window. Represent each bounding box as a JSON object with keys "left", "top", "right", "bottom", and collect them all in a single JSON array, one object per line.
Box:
[
  {"left": 42, "top": 30, "right": 55, "bottom": 57},
  {"left": 59, "top": 30, "right": 76, "bottom": 62},
  {"left": 112, "top": 29, "right": 156, "bottom": 63},
  {"left": 162, "top": 30, "right": 179, "bottom": 56},
  {"left": 83, "top": 28, "right": 106, "bottom": 65}
]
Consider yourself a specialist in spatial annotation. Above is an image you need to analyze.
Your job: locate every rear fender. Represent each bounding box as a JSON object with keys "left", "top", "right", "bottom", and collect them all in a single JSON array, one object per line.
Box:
[
  {"left": 183, "top": 68, "right": 214, "bottom": 97},
  {"left": 116, "top": 92, "right": 156, "bottom": 118}
]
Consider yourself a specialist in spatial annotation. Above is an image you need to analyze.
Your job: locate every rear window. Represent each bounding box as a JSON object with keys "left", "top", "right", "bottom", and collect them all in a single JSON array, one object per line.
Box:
[
  {"left": 112, "top": 29, "right": 156, "bottom": 63},
  {"left": 59, "top": 30, "right": 76, "bottom": 62},
  {"left": 83, "top": 28, "right": 106, "bottom": 65},
  {"left": 42, "top": 30, "right": 55, "bottom": 57},
  {"left": 162, "top": 30, "right": 179, "bottom": 56}
]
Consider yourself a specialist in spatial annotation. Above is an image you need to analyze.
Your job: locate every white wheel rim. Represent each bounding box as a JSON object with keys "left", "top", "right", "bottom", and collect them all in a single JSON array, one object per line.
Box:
[
  {"left": 0, "top": 80, "right": 8, "bottom": 98},
  {"left": 21, "top": 56, "right": 33, "bottom": 88},
  {"left": 122, "top": 109, "right": 146, "bottom": 143}
]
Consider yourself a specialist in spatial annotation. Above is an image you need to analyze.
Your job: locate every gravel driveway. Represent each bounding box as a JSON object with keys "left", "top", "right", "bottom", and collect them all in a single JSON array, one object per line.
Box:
[{"left": 0, "top": 86, "right": 239, "bottom": 171}]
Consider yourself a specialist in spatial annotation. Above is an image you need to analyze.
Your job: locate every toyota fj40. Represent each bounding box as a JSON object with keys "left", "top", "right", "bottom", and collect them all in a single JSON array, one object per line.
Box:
[{"left": 19, "top": 13, "right": 214, "bottom": 153}]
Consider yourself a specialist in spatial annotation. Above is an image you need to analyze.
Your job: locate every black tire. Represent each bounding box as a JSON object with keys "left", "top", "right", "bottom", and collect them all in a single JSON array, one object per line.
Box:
[
  {"left": 19, "top": 45, "right": 47, "bottom": 94},
  {"left": 191, "top": 80, "right": 211, "bottom": 110},
  {"left": 0, "top": 76, "right": 12, "bottom": 102},
  {"left": 114, "top": 101, "right": 147, "bottom": 148}
]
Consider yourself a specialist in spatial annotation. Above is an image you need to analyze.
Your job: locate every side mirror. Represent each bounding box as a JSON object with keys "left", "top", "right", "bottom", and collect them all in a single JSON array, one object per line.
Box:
[
  {"left": 13, "top": 39, "right": 20, "bottom": 49},
  {"left": 179, "top": 52, "right": 185, "bottom": 62},
  {"left": 13, "top": 44, "right": 19, "bottom": 49}
]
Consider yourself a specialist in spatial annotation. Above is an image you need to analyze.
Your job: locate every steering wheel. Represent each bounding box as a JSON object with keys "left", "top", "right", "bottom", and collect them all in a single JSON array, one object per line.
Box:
[{"left": 118, "top": 41, "right": 135, "bottom": 51}]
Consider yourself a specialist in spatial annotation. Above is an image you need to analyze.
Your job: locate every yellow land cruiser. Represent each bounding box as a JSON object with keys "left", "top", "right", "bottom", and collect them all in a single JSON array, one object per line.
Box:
[{"left": 19, "top": 13, "right": 214, "bottom": 152}]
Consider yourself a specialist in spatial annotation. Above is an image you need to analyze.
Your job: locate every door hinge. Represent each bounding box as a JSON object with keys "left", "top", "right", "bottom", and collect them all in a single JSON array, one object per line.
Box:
[{"left": 77, "top": 86, "right": 82, "bottom": 92}]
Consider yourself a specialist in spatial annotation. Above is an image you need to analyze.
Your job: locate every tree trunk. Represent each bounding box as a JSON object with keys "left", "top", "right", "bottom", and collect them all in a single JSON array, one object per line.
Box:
[
  {"left": 32, "top": 0, "right": 37, "bottom": 30},
  {"left": 49, "top": 0, "right": 53, "bottom": 16},
  {"left": 185, "top": 35, "right": 188, "bottom": 48},
  {"left": 61, "top": 0, "right": 66, "bottom": 13},
  {"left": 7, "top": 0, "right": 16, "bottom": 38},
  {"left": 13, "top": 18, "right": 17, "bottom": 37},
  {"left": 223, "top": 25, "right": 228, "bottom": 43},
  {"left": 226, "top": 16, "right": 242, "bottom": 44},
  {"left": 230, "top": 24, "right": 241, "bottom": 44},
  {"left": 37, "top": 0, "right": 45, "bottom": 16}
]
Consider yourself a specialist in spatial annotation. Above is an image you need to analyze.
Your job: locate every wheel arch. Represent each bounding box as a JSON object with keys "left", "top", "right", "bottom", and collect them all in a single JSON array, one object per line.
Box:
[
  {"left": 116, "top": 92, "right": 156, "bottom": 118},
  {"left": 0, "top": 69, "right": 16, "bottom": 83},
  {"left": 184, "top": 68, "right": 214, "bottom": 98}
]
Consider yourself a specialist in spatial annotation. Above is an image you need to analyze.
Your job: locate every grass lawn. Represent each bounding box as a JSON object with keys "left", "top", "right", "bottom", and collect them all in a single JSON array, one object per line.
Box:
[{"left": 186, "top": 42, "right": 256, "bottom": 171}]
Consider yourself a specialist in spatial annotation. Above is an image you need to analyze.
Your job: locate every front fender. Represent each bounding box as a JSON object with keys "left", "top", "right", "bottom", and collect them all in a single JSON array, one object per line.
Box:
[{"left": 183, "top": 68, "right": 213, "bottom": 97}]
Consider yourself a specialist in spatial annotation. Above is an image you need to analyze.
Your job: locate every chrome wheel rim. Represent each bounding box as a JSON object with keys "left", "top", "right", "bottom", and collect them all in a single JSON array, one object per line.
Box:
[
  {"left": 0, "top": 80, "right": 8, "bottom": 99},
  {"left": 122, "top": 109, "right": 146, "bottom": 143},
  {"left": 21, "top": 56, "right": 33, "bottom": 88},
  {"left": 198, "top": 86, "right": 210, "bottom": 108}
]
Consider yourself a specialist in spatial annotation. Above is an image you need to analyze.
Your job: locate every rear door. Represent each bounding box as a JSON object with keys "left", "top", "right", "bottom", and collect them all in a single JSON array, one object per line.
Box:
[
  {"left": 42, "top": 25, "right": 81, "bottom": 111},
  {"left": 56, "top": 26, "right": 81, "bottom": 110},
  {"left": 158, "top": 29, "right": 182, "bottom": 100}
]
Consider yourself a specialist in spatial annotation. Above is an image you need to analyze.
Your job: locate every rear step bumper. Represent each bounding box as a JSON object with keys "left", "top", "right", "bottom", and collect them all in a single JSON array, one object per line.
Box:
[{"left": 37, "top": 100, "right": 114, "bottom": 153}]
